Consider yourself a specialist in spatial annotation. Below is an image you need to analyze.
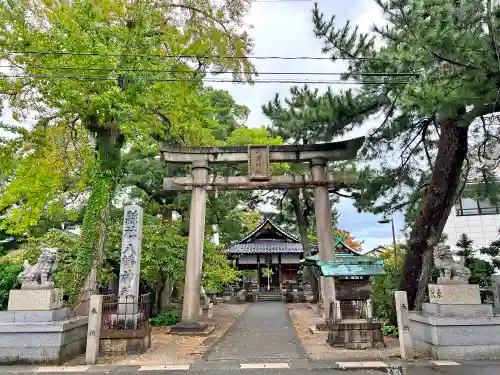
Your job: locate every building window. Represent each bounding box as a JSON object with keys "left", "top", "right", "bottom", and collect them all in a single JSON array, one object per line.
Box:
[{"left": 455, "top": 197, "right": 500, "bottom": 216}]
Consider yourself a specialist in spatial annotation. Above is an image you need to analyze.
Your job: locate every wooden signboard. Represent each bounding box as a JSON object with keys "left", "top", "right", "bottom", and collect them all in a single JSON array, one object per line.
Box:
[
  {"left": 248, "top": 145, "right": 270, "bottom": 180},
  {"left": 335, "top": 279, "right": 372, "bottom": 300}
]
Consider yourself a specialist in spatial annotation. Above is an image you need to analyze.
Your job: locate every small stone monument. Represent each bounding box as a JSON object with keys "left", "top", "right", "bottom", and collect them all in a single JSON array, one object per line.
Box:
[
  {"left": 0, "top": 248, "right": 88, "bottom": 364},
  {"left": 408, "top": 244, "right": 500, "bottom": 359}
]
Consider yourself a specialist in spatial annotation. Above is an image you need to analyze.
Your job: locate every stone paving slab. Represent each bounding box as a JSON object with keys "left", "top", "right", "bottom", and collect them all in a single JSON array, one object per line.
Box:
[{"left": 204, "top": 302, "right": 305, "bottom": 361}]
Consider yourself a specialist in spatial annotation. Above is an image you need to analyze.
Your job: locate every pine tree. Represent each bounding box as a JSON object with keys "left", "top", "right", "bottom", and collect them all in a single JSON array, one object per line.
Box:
[{"left": 266, "top": 0, "right": 500, "bottom": 309}]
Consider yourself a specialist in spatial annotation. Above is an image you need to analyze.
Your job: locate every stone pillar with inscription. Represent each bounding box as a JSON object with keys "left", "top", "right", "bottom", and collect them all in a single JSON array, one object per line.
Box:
[
  {"left": 117, "top": 205, "right": 144, "bottom": 319},
  {"left": 395, "top": 291, "right": 413, "bottom": 360},
  {"left": 310, "top": 157, "right": 337, "bottom": 321}
]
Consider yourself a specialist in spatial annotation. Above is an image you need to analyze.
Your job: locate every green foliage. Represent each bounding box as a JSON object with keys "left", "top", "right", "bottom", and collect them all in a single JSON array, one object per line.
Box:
[
  {"left": 0, "top": 0, "right": 256, "bottom": 300},
  {"left": 382, "top": 325, "right": 398, "bottom": 337},
  {"left": 150, "top": 310, "right": 181, "bottom": 326},
  {"left": 456, "top": 233, "right": 498, "bottom": 287},
  {"left": 0, "top": 253, "right": 23, "bottom": 310},
  {"left": 203, "top": 242, "right": 239, "bottom": 292},
  {"left": 106, "top": 212, "right": 187, "bottom": 289},
  {"left": 22, "top": 229, "right": 82, "bottom": 292},
  {"left": 372, "top": 246, "right": 405, "bottom": 321},
  {"left": 261, "top": 267, "right": 274, "bottom": 278}
]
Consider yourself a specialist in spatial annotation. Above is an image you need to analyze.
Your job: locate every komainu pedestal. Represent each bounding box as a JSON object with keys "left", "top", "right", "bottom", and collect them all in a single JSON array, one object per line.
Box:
[
  {"left": 409, "top": 244, "right": 500, "bottom": 360},
  {"left": 0, "top": 249, "right": 88, "bottom": 364}
]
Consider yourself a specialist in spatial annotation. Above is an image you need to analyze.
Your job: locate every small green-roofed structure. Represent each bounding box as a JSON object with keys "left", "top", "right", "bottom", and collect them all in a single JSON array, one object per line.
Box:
[{"left": 302, "top": 253, "right": 386, "bottom": 277}]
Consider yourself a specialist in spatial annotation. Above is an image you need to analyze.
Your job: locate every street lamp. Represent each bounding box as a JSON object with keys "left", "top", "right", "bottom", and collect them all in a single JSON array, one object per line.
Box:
[{"left": 378, "top": 218, "right": 398, "bottom": 264}]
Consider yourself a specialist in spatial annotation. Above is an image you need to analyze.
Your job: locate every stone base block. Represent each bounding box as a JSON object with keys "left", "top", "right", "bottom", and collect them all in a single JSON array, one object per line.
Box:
[
  {"left": 201, "top": 304, "right": 214, "bottom": 319},
  {"left": 422, "top": 303, "right": 493, "bottom": 317},
  {"left": 222, "top": 296, "right": 232, "bottom": 302},
  {"left": 100, "top": 325, "right": 151, "bottom": 355},
  {"left": 327, "top": 321, "right": 384, "bottom": 349},
  {"left": 7, "top": 289, "right": 63, "bottom": 311},
  {"left": 428, "top": 284, "right": 481, "bottom": 305},
  {"left": 168, "top": 322, "right": 208, "bottom": 334},
  {"left": 409, "top": 311, "right": 500, "bottom": 359},
  {"left": 0, "top": 308, "right": 71, "bottom": 323},
  {"left": 0, "top": 317, "right": 88, "bottom": 364},
  {"left": 215, "top": 297, "right": 223, "bottom": 304}
]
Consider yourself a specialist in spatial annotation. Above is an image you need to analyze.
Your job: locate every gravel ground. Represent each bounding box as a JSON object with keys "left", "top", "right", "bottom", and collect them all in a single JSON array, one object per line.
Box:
[
  {"left": 100, "top": 303, "right": 249, "bottom": 365},
  {"left": 288, "top": 304, "right": 402, "bottom": 361}
]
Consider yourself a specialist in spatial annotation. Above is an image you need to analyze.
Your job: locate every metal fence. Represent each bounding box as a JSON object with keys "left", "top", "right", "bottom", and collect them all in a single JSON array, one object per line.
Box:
[{"left": 101, "top": 293, "right": 153, "bottom": 331}]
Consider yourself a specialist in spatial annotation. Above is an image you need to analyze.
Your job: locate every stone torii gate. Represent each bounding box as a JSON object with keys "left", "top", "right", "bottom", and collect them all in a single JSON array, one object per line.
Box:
[{"left": 160, "top": 137, "right": 364, "bottom": 329}]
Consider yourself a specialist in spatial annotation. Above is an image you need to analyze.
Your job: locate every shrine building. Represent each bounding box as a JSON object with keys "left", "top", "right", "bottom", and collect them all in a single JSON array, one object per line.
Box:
[{"left": 224, "top": 218, "right": 365, "bottom": 293}]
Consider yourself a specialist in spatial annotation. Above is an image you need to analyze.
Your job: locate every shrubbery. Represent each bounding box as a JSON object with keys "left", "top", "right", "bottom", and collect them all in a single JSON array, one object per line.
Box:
[{"left": 0, "top": 252, "right": 24, "bottom": 310}]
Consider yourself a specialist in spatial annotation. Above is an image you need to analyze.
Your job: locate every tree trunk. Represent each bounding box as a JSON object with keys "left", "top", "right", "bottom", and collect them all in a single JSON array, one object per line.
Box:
[
  {"left": 289, "top": 189, "right": 320, "bottom": 303},
  {"left": 414, "top": 247, "right": 434, "bottom": 310},
  {"left": 72, "top": 122, "right": 124, "bottom": 310},
  {"left": 399, "top": 117, "right": 468, "bottom": 310},
  {"left": 159, "top": 275, "right": 172, "bottom": 311}
]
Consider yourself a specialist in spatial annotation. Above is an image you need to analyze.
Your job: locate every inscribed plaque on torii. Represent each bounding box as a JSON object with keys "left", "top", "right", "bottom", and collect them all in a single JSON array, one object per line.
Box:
[{"left": 248, "top": 145, "right": 269, "bottom": 180}]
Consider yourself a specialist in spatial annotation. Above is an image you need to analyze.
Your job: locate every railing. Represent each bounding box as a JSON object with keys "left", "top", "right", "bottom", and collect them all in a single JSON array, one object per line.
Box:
[
  {"left": 456, "top": 206, "right": 500, "bottom": 216},
  {"left": 329, "top": 300, "right": 373, "bottom": 323},
  {"left": 101, "top": 294, "right": 152, "bottom": 331}
]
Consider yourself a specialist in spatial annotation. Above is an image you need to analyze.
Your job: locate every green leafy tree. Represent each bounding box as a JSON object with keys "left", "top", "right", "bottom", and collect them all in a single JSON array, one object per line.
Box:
[
  {"left": 455, "top": 233, "right": 495, "bottom": 287},
  {"left": 0, "top": 252, "right": 24, "bottom": 310},
  {"left": 266, "top": 0, "right": 500, "bottom": 309},
  {"left": 372, "top": 245, "right": 405, "bottom": 321},
  {"left": 0, "top": 0, "right": 255, "bottom": 302},
  {"left": 203, "top": 242, "right": 239, "bottom": 292}
]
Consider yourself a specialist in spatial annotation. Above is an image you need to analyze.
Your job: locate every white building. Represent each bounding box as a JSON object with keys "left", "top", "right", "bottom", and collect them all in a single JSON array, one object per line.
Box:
[
  {"left": 443, "top": 159, "right": 500, "bottom": 252},
  {"left": 444, "top": 196, "right": 500, "bottom": 251}
]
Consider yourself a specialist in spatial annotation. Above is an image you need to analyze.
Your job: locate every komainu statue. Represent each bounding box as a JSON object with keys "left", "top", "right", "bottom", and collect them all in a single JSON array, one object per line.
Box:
[
  {"left": 18, "top": 248, "right": 59, "bottom": 289},
  {"left": 433, "top": 244, "right": 471, "bottom": 284}
]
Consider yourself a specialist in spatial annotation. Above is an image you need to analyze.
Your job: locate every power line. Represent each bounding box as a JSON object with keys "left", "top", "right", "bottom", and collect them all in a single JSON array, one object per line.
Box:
[
  {"left": 3, "top": 65, "right": 420, "bottom": 77},
  {"left": 0, "top": 50, "right": 382, "bottom": 61},
  {"left": 0, "top": 73, "right": 415, "bottom": 84}
]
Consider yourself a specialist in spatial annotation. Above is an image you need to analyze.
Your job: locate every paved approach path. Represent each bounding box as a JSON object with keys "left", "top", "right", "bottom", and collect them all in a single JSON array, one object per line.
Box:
[{"left": 204, "top": 302, "right": 305, "bottom": 361}]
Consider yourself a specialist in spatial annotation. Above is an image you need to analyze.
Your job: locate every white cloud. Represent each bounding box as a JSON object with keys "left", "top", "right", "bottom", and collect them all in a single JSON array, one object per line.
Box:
[{"left": 209, "top": 0, "right": 384, "bottom": 128}]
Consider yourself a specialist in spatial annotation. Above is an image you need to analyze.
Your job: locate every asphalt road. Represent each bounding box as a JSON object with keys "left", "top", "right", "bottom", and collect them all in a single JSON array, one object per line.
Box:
[{"left": 2, "top": 362, "right": 500, "bottom": 375}]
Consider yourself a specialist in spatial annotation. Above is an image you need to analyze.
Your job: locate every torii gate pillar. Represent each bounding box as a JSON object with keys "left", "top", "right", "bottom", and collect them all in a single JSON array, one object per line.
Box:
[
  {"left": 182, "top": 160, "right": 209, "bottom": 323},
  {"left": 311, "top": 158, "right": 337, "bottom": 321}
]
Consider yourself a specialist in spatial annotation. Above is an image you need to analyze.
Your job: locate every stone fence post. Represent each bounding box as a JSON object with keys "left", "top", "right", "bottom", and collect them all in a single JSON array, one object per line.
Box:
[
  {"left": 85, "top": 295, "right": 103, "bottom": 365},
  {"left": 394, "top": 291, "right": 413, "bottom": 360}
]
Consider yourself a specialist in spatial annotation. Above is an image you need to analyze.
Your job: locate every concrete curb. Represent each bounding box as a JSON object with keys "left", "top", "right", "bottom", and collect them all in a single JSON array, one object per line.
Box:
[{"left": 284, "top": 306, "right": 309, "bottom": 361}]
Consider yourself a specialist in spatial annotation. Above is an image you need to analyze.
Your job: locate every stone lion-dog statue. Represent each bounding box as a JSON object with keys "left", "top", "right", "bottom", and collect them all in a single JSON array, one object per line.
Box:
[
  {"left": 433, "top": 244, "right": 471, "bottom": 284},
  {"left": 18, "top": 248, "right": 59, "bottom": 289}
]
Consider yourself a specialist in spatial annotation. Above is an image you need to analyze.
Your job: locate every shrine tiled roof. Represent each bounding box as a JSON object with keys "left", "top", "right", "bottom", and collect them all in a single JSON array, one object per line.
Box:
[
  {"left": 224, "top": 218, "right": 363, "bottom": 256},
  {"left": 225, "top": 241, "right": 308, "bottom": 254}
]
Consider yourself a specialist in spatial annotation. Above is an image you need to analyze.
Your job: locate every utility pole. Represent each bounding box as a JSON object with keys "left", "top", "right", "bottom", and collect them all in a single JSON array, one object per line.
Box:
[{"left": 378, "top": 218, "right": 398, "bottom": 264}]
